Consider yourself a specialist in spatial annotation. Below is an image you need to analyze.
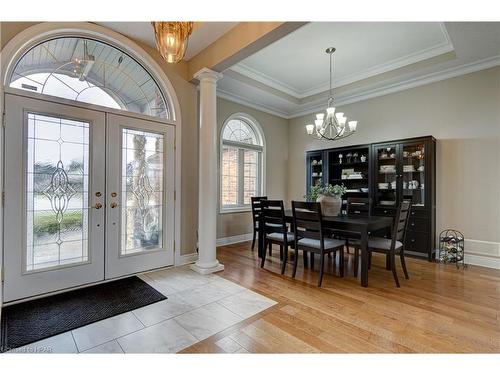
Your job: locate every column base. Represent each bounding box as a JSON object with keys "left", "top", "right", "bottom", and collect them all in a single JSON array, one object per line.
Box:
[{"left": 190, "top": 262, "right": 225, "bottom": 275}]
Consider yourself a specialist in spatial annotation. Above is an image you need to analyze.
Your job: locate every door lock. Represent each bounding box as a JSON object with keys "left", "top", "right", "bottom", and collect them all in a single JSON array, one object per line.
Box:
[
  {"left": 111, "top": 192, "right": 117, "bottom": 197},
  {"left": 95, "top": 192, "right": 102, "bottom": 197}
]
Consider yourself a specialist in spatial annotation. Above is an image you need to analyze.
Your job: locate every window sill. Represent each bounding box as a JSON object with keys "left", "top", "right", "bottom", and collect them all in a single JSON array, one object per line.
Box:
[{"left": 219, "top": 207, "right": 252, "bottom": 215}]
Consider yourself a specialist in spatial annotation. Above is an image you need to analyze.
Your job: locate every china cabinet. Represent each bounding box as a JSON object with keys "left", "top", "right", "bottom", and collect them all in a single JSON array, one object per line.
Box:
[{"left": 305, "top": 136, "right": 436, "bottom": 260}]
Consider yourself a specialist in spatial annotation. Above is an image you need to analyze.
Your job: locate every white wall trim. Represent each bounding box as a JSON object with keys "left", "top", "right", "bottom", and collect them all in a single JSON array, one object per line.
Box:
[
  {"left": 174, "top": 252, "right": 199, "bottom": 266},
  {"left": 220, "top": 54, "right": 500, "bottom": 120},
  {"left": 231, "top": 64, "right": 304, "bottom": 98},
  {"left": 464, "top": 254, "right": 500, "bottom": 269},
  {"left": 300, "top": 42, "right": 454, "bottom": 98},
  {"left": 217, "top": 88, "right": 289, "bottom": 119},
  {"left": 289, "top": 54, "right": 500, "bottom": 118},
  {"left": 442, "top": 239, "right": 500, "bottom": 269},
  {"left": 216, "top": 233, "right": 253, "bottom": 247},
  {"left": 464, "top": 239, "right": 500, "bottom": 258},
  {"left": 232, "top": 23, "right": 453, "bottom": 100}
]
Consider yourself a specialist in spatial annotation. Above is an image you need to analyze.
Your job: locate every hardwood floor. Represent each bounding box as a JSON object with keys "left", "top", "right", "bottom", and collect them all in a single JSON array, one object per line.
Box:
[{"left": 181, "top": 242, "right": 500, "bottom": 353}]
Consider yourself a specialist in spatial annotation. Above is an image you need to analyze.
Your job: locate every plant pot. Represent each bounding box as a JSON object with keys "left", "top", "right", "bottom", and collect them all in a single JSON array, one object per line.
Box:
[{"left": 316, "top": 194, "right": 342, "bottom": 216}]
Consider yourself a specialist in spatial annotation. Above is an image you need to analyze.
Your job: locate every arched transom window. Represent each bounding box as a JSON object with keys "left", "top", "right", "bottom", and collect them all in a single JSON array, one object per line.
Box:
[
  {"left": 220, "top": 115, "right": 265, "bottom": 211},
  {"left": 8, "top": 37, "right": 170, "bottom": 119}
]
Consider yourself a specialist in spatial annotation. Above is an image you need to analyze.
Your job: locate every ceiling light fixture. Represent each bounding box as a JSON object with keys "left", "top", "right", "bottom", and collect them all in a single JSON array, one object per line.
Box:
[
  {"left": 152, "top": 22, "right": 194, "bottom": 63},
  {"left": 306, "top": 47, "right": 358, "bottom": 141}
]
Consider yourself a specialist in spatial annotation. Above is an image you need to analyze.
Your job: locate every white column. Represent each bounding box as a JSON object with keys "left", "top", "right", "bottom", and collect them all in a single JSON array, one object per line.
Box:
[{"left": 191, "top": 68, "right": 224, "bottom": 275}]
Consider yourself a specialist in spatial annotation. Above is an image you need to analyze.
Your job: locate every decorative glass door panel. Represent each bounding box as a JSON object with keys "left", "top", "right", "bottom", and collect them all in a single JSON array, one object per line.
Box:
[
  {"left": 3, "top": 94, "right": 105, "bottom": 302},
  {"left": 374, "top": 144, "right": 398, "bottom": 208},
  {"left": 106, "top": 114, "right": 174, "bottom": 279},
  {"left": 26, "top": 113, "right": 90, "bottom": 271},
  {"left": 121, "top": 128, "right": 164, "bottom": 255},
  {"left": 401, "top": 142, "right": 426, "bottom": 207}
]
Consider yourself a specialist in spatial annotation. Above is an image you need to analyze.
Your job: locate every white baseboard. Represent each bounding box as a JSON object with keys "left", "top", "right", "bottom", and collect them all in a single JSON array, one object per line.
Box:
[
  {"left": 174, "top": 252, "right": 199, "bottom": 266},
  {"left": 464, "top": 254, "right": 500, "bottom": 269},
  {"left": 216, "top": 233, "right": 253, "bottom": 247},
  {"left": 461, "top": 239, "right": 500, "bottom": 269},
  {"left": 464, "top": 239, "right": 500, "bottom": 257}
]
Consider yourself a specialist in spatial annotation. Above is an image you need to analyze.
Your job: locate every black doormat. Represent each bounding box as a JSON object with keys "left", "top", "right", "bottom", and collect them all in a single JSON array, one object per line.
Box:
[{"left": 0, "top": 276, "right": 166, "bottom": 352}]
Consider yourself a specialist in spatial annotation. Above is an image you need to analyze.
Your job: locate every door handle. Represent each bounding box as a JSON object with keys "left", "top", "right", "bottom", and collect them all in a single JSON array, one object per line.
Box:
[
  {"left": 93, "top": 203, "right": 103, "bottom": 209},
  {"left": 110, "top": 202, "right": 118, "bottom": 208}
]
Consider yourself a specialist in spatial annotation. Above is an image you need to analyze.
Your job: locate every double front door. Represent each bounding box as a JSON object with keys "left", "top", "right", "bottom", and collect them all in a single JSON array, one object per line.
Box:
[{"left": 3, "top": 94, "right": 175, "bottom": 302}]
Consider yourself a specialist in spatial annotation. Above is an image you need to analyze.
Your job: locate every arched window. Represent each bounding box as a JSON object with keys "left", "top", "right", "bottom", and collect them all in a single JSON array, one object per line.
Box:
[
  {"left": 8, "top": 36, "right": 170, "bottom": 119},
  {"left": 220, "top": 115, "right": 265, "bottom": 212}
]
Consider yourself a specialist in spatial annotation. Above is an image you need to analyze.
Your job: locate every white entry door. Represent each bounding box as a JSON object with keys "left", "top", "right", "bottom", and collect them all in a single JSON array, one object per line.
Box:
[
  {"left": 3, "top": 94, "right": 106, "bottom": 302},
  {"left": 105, "top": 114, "right": 175, "bottom": 278},
  {"left": 3, "top": 95, "right": 175, "bottom": 302}
]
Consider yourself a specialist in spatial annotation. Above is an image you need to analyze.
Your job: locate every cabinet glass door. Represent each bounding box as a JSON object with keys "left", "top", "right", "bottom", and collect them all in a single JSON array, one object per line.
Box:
[
  {"left": 307, "top": 152, "right": 325, "bottom": 198},
  {"left": 401, "top": 142, "right": 426, "bottom": 208},
  {"left": 374, "top": 144, "right": 398, "bottom": 208}
]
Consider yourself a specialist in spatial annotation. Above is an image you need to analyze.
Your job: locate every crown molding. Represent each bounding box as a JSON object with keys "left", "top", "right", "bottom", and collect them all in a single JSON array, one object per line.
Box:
[
  {"left": 300, "top": 41, "right": 454, "bottom": 98},
  {"left": 216, "top": 88, "right": 290, "bottom": 119},
  {"left": 218, "top": 54, "right": 500, "bottom": 120},
  {"left": 231, "top": 63, "right": 303, "bottom": 97},
  {"left": 233, "top": 23, "right": 454, "bottom": 100},
  {"left": 289, "top": 54, "right": 500, "bottom": 118}
]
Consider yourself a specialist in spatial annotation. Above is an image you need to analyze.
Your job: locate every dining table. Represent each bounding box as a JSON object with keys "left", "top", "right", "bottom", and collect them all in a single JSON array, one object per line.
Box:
[{"left": 257, "top": 210, "right": 393, "bottom": 287}]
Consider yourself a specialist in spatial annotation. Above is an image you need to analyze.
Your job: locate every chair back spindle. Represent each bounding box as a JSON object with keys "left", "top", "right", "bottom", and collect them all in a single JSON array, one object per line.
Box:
[
  {"left": 291, "top": 201, "right": 324, "bottom": 243},
  {"left": 261, "top": 200, "right": 287, "bottom": 235},
  {"left": 251, "top": 196, "right": 268, "bottom": 228},
  {"left": 391, "top": 199, "right": 412, "bottom": 251}
]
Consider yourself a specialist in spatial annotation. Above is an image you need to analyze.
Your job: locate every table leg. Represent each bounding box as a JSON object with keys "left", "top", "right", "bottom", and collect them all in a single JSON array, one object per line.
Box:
[{"left": 360, "top": 228, "right": 369, "bottom": 287}]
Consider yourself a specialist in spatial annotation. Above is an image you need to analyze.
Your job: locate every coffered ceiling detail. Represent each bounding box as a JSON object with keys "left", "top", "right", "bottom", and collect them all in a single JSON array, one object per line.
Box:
[{"left": 218, "top": 22, "right": 500, "bottom": 119}]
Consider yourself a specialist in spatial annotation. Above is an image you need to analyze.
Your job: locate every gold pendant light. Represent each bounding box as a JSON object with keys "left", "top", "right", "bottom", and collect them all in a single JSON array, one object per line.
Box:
[{"left": 152, "top": 22, "right": 194, "bottom": 63}]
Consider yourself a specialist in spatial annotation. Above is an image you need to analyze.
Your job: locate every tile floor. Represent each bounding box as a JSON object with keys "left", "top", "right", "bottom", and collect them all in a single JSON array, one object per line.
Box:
[{"left": 6, "top": 266, "right": 276, "bottom": 354}]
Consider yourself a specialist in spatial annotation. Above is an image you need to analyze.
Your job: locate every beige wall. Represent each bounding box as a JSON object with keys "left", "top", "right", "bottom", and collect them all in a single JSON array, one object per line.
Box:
[
  {"left": 288, "top": 67, "right": 500, "bottom": 251},
  {"left": 217, "top": 98, "right": 289, "bottom": 239},
  {"left": 0, "top": 22, "right": 199, "bottom": 255},
  {"left": 2, "top": 22, "right": 499, "bottom": 258}
]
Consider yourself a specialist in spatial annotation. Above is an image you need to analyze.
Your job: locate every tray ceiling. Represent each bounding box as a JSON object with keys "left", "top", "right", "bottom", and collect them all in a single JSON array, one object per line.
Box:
[{"left": 219, "top": 22, "right": 500, "bottom": 119}]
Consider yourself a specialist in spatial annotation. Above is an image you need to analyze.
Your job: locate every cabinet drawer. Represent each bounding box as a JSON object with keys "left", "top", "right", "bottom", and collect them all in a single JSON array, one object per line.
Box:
[
  {"left": 408, "top": 209, "right": 428, "bottom": 218},
  {"left": 373, "top": 208, "right": 396, "bottom": 217},
  {"left": 404, "top": 231, "right": 430, "bottom": 254},
  {"left": 407, "top": 217, "right": 429, "bottom": 233}
]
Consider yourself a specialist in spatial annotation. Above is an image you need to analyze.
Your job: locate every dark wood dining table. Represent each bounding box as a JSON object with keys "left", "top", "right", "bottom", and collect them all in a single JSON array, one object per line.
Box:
[{"left": 258, "top": 210, "right": 393, "bottom": 287}]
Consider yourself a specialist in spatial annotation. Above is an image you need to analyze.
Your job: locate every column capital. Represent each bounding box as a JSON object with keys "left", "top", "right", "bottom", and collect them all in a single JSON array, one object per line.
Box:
[{"left": 194, "top": 67, "right": 223, "bottom": 83}]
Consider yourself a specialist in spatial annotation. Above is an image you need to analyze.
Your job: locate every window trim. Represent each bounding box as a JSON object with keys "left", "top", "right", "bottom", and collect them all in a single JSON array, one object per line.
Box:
[{"left": 219, "top": 113, "right": 266, "bottom": 214}]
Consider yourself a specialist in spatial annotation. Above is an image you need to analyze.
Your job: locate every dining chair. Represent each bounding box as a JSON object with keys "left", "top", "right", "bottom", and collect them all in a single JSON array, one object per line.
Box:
[
  {"left": 351, "top": 199, "right": 412, "bottom": 287},
  {"left": 260, "top": 200, "right": 296, "bottom": 274},
  {"left": 250, "top": 196, "right": 268, "bottom": 251},
  {"left": 291, "top": 201, "right": 346, "bottom": 287},
  {"left": 333, "top": 197, "right": 370, "bottom": 274}
]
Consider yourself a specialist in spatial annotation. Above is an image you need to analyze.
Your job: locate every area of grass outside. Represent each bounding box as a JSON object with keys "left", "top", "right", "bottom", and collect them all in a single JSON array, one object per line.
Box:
[{"left": 33, "top": 210, "right": 83, "bottom": 236}]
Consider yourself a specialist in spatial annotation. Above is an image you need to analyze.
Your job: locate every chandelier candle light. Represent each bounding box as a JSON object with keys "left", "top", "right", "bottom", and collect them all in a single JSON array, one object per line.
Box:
[
  {"left": 306, "top": 47, "right": 358, "bottom": 141},
  {"left": 152, "top": 22, "right": 194, "bottom": 63}
]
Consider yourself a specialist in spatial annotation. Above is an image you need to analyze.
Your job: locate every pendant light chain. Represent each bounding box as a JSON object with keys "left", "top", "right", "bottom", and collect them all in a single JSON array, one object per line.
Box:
[{"left": 329, "top": 50, "right": 333, "bottom": 100}]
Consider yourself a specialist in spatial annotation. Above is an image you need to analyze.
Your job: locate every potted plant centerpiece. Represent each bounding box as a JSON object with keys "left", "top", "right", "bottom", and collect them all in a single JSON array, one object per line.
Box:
[{"left": 307, "top": 183, "right": 347, "bottom": 216}]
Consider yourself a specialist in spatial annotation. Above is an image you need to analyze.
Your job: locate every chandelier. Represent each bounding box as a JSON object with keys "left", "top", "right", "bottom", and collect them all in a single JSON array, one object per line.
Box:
[
  {"left": 152, "top": 22, "right": 194, "bottom": 63},
  {"left": 306, "top": 47, "right": 358, "bottom": 141}
]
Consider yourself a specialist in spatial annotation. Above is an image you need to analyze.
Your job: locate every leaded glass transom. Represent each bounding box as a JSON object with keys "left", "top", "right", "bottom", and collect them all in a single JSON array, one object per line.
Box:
[
  {"left": 222, "top": 119, "right": 260, "bottom": 145},
  {"left": 9, "top": 37, "right": 170, "bottom": 119}
]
